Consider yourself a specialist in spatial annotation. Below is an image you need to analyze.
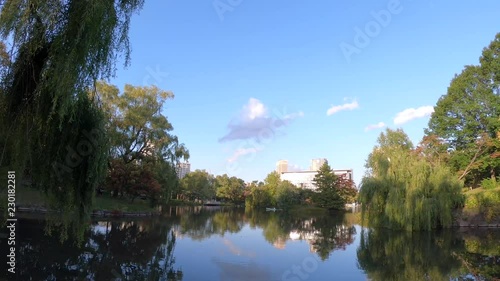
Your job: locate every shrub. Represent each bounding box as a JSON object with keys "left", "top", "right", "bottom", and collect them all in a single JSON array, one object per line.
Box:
[{"left": 481, "top": 178, "right": 498, "bottom": 190}]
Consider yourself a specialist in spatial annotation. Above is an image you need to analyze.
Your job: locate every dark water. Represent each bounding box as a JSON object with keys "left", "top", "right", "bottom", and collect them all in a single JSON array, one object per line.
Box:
[{"left": 2, "top": 207, "right": 499, "bottom": 281}]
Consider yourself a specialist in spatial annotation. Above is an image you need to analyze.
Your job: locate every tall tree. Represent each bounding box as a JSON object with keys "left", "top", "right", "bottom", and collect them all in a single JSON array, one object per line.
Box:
[
  {"left": 263, "top": 171, "right": 281, "bottom": 203},
  {"left": 360, "top": 129, "right": 463, "bottom": 231},
  {"left": 97, "top": 81, "right": 189, "bottom": 164},
  {"left": 312, "top": 162, "right": 344, "bottom": 210},
  {"left": 365, "top": 128, "right": 414, "bottom": 177},
  {"left": 0, "top": 0, "right": 145, "bottom": 227},
  {"left": 426, "top": 33, "right": 500, "bottom": 185}
]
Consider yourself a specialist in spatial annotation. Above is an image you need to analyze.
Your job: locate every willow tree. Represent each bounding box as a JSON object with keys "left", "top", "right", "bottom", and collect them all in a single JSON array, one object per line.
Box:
[
  {"left": 96, "top": 81, "right": 190, "bottom": 203},
  {"left": 359, "top": 128, "right": 463, "bottom": 231},
  {"left": 0, "top": 0, "right": 145, "bottom": 236}
]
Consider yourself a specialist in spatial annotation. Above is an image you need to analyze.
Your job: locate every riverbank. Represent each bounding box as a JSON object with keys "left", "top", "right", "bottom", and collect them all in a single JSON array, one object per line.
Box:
[
  {"left": 8, "top": 186, "right": 500, "bottom": 223},
  {"left": 10, "top": 186, "right": 241, "bottom": 217},
  {"left": 456, "top": 187, "right": 500, "bottom": 227}
]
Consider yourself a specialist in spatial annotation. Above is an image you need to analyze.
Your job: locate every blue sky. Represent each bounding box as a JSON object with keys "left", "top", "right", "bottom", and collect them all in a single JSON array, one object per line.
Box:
[{"left": 110, "top": 0, "right": 500, "bottom": 186}]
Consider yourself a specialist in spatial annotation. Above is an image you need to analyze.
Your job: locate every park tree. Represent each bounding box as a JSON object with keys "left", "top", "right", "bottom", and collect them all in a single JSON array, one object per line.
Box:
[
  {"left": 105, "top": 159, "right": 161, "bottom": 203},
  {"left": 426, "top": 33, "right": 500, "bottom": 187},
  {"left": 359, "top": 129, "right": 463, "bottom": 231},
  {"left": 274, "top": 180, "right": 301, "bottom": 208},
  {"left": 0, "top": 0, "right": 145, "bottom": 231},
  {"left": 335, "top": 174, "right": 358, "bottom": 204},
  {"left": 97, "top": 81, "right": 189, "bottom": 203},
  {"left": 263, "top": 171, "right": 281, "bottom": 200},
  {"left": 413, "top": 134, "right": 450, "bottom": 166},
  {"left": 312, "top": 162, "right": 345, "bottom": 210},
  {"left": 96, "top": 81, "right": 189, "bottom": 164},
  {"left": 180, "top": 170, "right": 215, "bottom": 201},
  {"left": 215, "top": 174, "right": 245, "bottom": 203}
]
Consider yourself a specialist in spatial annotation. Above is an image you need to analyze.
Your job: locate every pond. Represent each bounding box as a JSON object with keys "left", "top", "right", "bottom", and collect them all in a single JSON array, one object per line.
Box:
[{"left": 3, "top": 206, "right": 500, "bottom": 280}]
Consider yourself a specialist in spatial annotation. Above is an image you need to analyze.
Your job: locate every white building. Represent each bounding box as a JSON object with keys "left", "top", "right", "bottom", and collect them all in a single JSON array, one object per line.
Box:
[
  {"left": 280, "top": 171, "right": 317, "bottom": 189},
  {"left": 310, "top": 158, "right": 327, "bottom": 171},
  {"left": 276, "top": 160, "right": 288, "bottom": 173},
  {"left": 280, "top": 169, "right": 353, "bottom": 190},
  {"left": 176, "top": 162, "right": 191, "bottom": 179}
]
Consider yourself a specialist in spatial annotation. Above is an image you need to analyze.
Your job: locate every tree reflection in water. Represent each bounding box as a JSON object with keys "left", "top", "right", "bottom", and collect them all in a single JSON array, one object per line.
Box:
[
  {"left": 15, "top": 217, "right": 183, "bottom": 280},
  {"left": 17, "top": 207, "right": 500, "bottom": 280},
  {"left": 173, "top": 207, "right": 357, "bottom": 261},
  {"left": 357, "top": 228, "right": 500, "bottom": 281}
]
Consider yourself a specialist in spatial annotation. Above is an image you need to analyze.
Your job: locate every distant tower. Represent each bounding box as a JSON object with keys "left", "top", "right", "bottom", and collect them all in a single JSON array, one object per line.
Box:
[
  {"left": 310, "top": 158, "right": 327, "bottom": 171},
  {"left": 176, "top": 162, "right": 191, "bottom": 179},
  {"left": 276, "top": 160, "right": 288, "bottom": 173}
]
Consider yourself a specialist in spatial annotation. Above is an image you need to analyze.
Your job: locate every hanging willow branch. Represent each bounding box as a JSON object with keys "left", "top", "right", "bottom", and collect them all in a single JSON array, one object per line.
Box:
[
  {"left": 0, "top": 0, "right": 145, "bottom": 241},
  {"left": 359, "top": 129, "right": 464, "bottom": 231}
]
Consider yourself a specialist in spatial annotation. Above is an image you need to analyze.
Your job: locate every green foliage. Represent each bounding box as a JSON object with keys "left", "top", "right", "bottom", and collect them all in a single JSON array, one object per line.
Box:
[
  {"left": 263, "top": 171, "right": 281, "bottom": 202},
  {"left": 425, "top": 32, "right": 500, "bottom": 186},
  {"left": 245, "top": 171, "right": 305, "bottom": 208},
  {"left": 275, "top": 180, "right": 301, "bottom": 208},
  {"left": 215, "top": 174, "right": 245, "bottom": 203},
  {"left": 98, "top": 81, "right": 189, "bottom": 205},
  {"left": 481, "top": 178, "right": 499, "bottom": 190},
  {"left": 97, "top": 81, "right": 189, "bottom": 164},
  {"left": 245, "top": 186, "right": 272, "bottom": 208},
  {"left": 312, "top": 162, "right": 350, "bottom": 210},
  {"left": 153, "top": 160, "right": 180, "bottom": 202},
  {"left": 360, "top": 129, "right": 463, "bottom": 231},
  {"left": 464, "top": 188, "right": 500, "bottom": 222},
  {"left": 357, "top": 228, "right": 465, "bottom": 281},
  {"left": 0, "top": 0, "right": 144, "bottom": 241},
  {"left": 180, "top": 170, "right": 215, "bottom": 201}
]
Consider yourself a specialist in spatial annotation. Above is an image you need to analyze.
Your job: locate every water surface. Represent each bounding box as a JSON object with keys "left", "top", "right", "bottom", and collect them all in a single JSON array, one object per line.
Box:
[{"left": 3, "top": 207, "right": 499, "bottom": 280}]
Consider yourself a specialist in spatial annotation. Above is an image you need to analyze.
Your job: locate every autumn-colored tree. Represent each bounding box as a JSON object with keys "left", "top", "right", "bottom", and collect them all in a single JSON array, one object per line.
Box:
[
  {"left": 335, "top": 174, "right": 358, "bottom": 204},
  {"left": 414, "top": 134, "right": 450, "bottom": 166},
  {"left": 105, "top": 159, "right": 161, "bottom": 203}
]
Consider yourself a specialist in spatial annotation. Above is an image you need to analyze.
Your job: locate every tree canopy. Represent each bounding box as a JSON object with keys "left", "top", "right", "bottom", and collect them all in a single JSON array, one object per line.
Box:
[
  {"left": 426, "top": 32, "right": 500, "bottom": 187},
  {"left": 312, "top": 161, "right": 357, "bottom": 210},
  {"left": 0, "top": 0, "right": 145, "bottom": 226},
  {"left": 360, "top": 128, "right": 463, "bottom": 231}
]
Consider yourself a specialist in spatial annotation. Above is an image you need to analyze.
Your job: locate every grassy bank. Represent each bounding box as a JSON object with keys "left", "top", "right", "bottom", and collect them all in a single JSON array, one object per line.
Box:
[
  {"left": 461, "top": 187, "right": 500, "bottom": 224},
  {"left": 14, "top": 186, "right": 156, "bottom": 212}
]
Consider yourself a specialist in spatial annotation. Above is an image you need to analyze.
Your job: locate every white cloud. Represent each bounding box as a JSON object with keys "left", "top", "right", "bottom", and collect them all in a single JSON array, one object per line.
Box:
[
  {"left": 393, "top": 106, "right": 434, "bottom": 125},
  {"left": 227, "top": 147, "right": 261, "bottom": 163},
  {"left": 219, "top": 98, "right": 303, "bottom": 142},
  {"left": 327, "top": 99, "right": 359, "bottom": 116},
  {"left": 364, "top": 122, "right": 386, "bottom": 132},
  {"left": 244, "top": 98, "right": 266, "bottom": 120}
]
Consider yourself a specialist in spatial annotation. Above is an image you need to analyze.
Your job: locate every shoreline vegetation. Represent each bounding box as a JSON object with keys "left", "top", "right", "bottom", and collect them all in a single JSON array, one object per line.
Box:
[
  {"left": 0, "top": 1, "right": 498, "bottom": 240},
  {"left": 12, "top": 185, "right": 500, "bottom": 227}
]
